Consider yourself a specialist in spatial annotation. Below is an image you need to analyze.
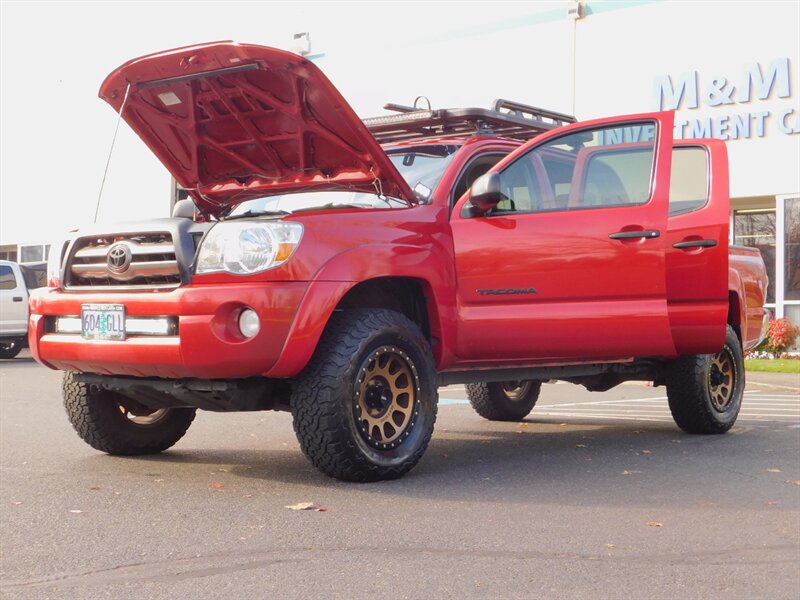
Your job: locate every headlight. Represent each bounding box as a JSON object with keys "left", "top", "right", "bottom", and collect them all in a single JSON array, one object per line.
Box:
[
  {"left": 46, "top": 238, "right": 69, "bottom": 288},
  {"left": 196, "top": 221, "right": 303, "bottom": 275}
]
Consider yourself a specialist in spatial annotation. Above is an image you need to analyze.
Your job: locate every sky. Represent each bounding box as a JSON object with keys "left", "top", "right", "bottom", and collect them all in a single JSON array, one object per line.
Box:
[
  {"left": 0, "top": 0, "right": 566, "bottom": 246},
  {"left": 2, "top": 1, "right": 797, "bottom": 248}
]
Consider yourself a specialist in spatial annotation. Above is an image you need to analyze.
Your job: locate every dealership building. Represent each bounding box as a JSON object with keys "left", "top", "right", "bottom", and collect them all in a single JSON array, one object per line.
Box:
[{"left": 3, "top": 1, "right": 798, "bottom": 331}]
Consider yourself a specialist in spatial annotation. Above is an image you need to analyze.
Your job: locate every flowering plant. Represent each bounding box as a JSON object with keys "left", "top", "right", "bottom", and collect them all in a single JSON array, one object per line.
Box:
[{"left": 758, "top": 317, "right": 800, "bottom": 358}]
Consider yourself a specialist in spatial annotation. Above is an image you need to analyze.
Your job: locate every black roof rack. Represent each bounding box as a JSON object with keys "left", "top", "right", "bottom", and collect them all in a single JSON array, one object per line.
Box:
[{"left": 363, "top": 99, "right": 577, "bottom": 145}]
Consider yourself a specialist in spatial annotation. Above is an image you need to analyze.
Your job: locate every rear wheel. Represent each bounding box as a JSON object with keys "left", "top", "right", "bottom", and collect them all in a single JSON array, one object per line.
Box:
[
  {"left": 63, "top": 372, "right": 196, "bottom": 455},
  {"left": 291, "top": 309, "right": 437, "bottom": 482},
  {"left": 466, "top": 380, "right": 542, "bottom": 421},
  {"left": 0, "top": 338, "right": 23, "bottom": 359},
  {"left": 666, "top": 325, "right": 744, "bottom": 434}
]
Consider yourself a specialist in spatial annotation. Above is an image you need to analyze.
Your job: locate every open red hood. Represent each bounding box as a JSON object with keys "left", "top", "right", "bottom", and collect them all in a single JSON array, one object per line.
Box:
[{"left": 100, "top": 41, "right": 416, "bottom": 214}]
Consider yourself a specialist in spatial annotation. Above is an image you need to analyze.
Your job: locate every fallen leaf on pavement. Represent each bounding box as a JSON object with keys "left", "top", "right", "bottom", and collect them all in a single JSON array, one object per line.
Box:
[
  {"left": 315, "top": 507, "right": 328, "bottom": 512},
  {"left": 786, "top": 480, "right": 800, "bottom": 486},
  {"left": 286, "top": 502, "right": 317, "bottom": 511},
  {"left": 622, "top": 470, "right": 641, "bottom": 475},
  {"left": 576, "top": 444, "right": 587, "bottom": 448},
  {"left": 605, "top": 543, "right": 616, "bottom": 548},
  {"left": 209, "top": 483, "right": 224, "bottom": 490},
  {"left": 767, "top": 468, "right": 782, "bottom": 473},
  {"left": 641, "top": 450, "right": 652, "bottom": 454},
  {"left": 646, "top": 521, "right": 663, "bottom": 528}
]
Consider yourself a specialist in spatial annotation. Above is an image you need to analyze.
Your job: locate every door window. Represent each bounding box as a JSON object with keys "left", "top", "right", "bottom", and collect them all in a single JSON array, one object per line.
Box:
[
  {"left": 493, "top": 155, "right": 540, "bottom": 213},
  {"left": 491, "top": 123, "right": 657, "bottom": 215},
  {"left": 0, "top": 265, "right": 17, "bottom": 290},
  {"left": 669, "top": 147, "right": 709, "bottom": 215}
]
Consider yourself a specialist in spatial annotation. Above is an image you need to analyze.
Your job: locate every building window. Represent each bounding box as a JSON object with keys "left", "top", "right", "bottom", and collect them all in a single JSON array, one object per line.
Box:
[
  {"left": 734, "top": 209, "right": 776, "bottom": 304},
  {"left": 785, "top": 198, "right": 800, "bottom": 302},
  {"left": 19, "top": 245, "right": 44, "bottom": 263}
]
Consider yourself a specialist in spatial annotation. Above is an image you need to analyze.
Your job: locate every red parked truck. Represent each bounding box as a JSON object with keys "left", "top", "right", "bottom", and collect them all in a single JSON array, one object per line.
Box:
[{"left": 29, "top": 42, "right": 769, "bottom": 481}]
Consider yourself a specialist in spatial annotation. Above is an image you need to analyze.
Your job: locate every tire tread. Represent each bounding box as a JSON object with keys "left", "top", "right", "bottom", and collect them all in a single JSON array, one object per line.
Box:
[
  {"left": 666, "top": 326, "right": 744, "bottom": 434},
  {"left": 291, "top": 309, "right": 437, "bottom": 482},
  {"left": 466, "top": 381, "right": 541, "bottom": 421},
  {"left": 63, "top": 372, "right": 195, "bottom": 455}
]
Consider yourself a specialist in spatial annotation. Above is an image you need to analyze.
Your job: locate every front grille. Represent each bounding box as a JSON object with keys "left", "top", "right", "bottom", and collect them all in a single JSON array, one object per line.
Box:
[{"left": 66, "top": 233, "right": 182, "bottom": 290}]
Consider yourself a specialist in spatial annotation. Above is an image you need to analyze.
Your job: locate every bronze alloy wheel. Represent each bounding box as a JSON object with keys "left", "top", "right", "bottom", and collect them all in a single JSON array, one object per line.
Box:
[
  {"left": 666, "top": 325, "right": 743, "bottom": 435},
  {"left": 708, "top": 348, "right": 737, "bottom": 412},
  {"left": 291, "top": 309, "right": 438, "bottom": 481},
  {"left": 354, "top": 345, "right": 420, "bottom": 450},
  {"left": 501, "top": 381, "right": 533, "bottom": 401},
  {"left": 117, "top": 399, "right": 170, "bottom": 426}
]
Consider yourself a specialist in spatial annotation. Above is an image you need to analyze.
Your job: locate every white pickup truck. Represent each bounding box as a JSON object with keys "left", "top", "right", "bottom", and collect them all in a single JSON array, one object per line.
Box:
[{"left": 0, "top": 260, "right": 45, "bottom": 359}]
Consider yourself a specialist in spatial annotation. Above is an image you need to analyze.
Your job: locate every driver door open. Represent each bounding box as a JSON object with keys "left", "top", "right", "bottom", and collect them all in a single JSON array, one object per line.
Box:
[{"left": 449, "top": 112, "right": 676, "bottom": 366}]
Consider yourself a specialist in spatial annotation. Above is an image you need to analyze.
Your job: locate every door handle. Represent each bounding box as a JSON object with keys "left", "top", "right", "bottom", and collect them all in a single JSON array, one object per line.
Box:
[
  {"left": 673, "top": 239, "right": 717, "bottom": 249},
  {"left": 12, "top": 297, "right": 23, "bottom": 302},
  {"left": 608, "top": 230, "right": 660, "bottom": 240}
]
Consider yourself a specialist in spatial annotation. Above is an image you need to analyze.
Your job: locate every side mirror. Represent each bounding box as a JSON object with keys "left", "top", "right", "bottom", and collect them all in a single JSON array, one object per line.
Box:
[
  {"left": 172, "top": 198, "right": 196, "bottom": 219},
  {"left": 467, "top": 172, "right": 503, "bottom": 216}
]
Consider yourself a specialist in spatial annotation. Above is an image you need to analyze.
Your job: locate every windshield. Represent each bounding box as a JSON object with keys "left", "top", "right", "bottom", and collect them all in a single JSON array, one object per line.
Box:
[
  {"left": 227, "top": 144, "right": 459, "bottom": 218},
  {"left": 387, "top": 145, "right": 459, "bottom": 201}
]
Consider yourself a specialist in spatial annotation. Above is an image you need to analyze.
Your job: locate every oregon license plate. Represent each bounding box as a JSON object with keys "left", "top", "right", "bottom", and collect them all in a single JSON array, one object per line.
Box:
[{"left": 81, "top": 304, "right": 126, "bottom": 340}]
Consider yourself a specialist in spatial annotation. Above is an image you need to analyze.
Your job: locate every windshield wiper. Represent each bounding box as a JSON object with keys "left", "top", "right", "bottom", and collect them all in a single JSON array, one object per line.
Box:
[
  {"left": 292, "top": 203, "right": 374, "bottom": 213},
  {"left": 224, "top": 209, "right": 290, "bottom": 220}
]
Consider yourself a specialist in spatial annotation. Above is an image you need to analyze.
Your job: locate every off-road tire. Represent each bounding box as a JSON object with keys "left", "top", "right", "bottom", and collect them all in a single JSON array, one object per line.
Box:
[
  {"left": 291, "top": 309, "right": 438, "bottom": 482},
  {"left": 466, "top": 380, "right": 542, "bottom": 421},
  {"left": 63, "top": 371, "right": 196, "bottom": 455},
  {"left": 666, "top": 325, "right": 744, "bottom": 434},
  {"left": 0, "top": 338, "right": 23, "bottom": 359}
]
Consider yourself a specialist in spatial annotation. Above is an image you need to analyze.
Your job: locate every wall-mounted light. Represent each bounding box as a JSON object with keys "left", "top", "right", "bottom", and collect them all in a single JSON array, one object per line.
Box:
[
  {"left": 567, "top": 0, "right": 585, "bottom": 20},
  {"left": 291, "top": 32, "right": 311, "bottom": 56}
]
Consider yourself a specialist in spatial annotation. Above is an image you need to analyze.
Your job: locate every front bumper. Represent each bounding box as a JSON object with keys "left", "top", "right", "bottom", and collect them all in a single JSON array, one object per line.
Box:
[{"left": 28, "top": 282, "right": 308, "bottom": 379}]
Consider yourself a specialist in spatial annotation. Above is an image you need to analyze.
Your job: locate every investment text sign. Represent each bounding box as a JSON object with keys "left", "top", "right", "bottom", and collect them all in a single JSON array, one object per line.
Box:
[{"left": 653, "top": 58, "right": 798, "bottom": 140}]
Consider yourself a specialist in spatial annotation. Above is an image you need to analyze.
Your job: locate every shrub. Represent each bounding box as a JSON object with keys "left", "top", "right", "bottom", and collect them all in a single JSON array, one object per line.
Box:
[{"left": 758, "top": 317, "right": 800, "bottom": 358}]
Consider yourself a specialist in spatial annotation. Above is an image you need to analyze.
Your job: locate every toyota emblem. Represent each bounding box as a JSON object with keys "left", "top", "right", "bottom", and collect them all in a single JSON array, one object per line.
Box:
[{"left": 107, "top": 243, "right": 132, "bottom": 274}]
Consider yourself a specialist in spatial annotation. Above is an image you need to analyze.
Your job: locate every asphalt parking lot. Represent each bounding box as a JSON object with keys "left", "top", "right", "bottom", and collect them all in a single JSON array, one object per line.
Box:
[{"left": 1, "top": 351, "right": 799, "bottom": 599}]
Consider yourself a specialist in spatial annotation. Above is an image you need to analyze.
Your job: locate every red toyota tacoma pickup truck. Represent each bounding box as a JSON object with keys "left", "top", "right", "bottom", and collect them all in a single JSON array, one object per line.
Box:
[{"left": 29, "top": 42, "right": 769, "bottom": 481}]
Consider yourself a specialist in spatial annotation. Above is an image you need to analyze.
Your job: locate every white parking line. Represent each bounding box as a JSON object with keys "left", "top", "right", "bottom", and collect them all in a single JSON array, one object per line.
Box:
[{"left": 440, "top": 391, "right": 800, "bottom": 424}]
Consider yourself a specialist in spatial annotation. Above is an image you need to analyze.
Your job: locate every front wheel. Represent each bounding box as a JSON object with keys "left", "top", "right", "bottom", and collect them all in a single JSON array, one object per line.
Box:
[
  {"left": 291, "top": 309, "right": 438, "bottom": 482},
  {"left": 666, "top": 325, "right": 744, "bottom": 434},
  {"left": 466, "top": 380, "right": 542, "bottom": 421},
  {"left": 0, "top": 338, "right": 23, "bottom": 359},
  {"left": 63, "top": 372, "right": 196, "bottom": 455}
]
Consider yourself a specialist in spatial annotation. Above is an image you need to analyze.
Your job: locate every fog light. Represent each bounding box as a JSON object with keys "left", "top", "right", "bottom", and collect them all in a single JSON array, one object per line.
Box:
[{"left": 238, "top": 308, "right": 260, "bottom": 339}]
